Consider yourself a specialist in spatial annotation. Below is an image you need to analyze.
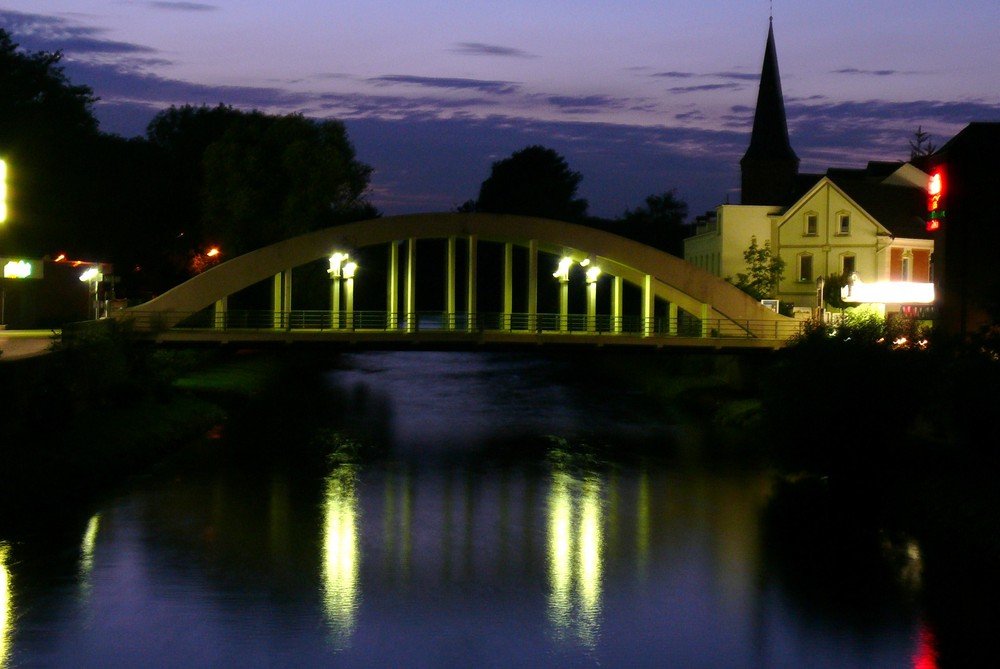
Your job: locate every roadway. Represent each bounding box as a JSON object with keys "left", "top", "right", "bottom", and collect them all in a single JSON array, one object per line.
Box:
[{"left": 0, "top": 329, "right": 58, "bottom": 361}]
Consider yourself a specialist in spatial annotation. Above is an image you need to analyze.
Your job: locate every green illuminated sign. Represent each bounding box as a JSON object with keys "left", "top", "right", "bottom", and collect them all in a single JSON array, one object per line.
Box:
[{"left": 1, "top": 258, "right": 43, "bottom": 280}]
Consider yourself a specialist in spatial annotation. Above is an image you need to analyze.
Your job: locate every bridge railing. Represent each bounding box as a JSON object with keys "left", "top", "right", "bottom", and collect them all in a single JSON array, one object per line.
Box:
[{"left": 119, "top": 309, "right": 806, "bottom": 341}]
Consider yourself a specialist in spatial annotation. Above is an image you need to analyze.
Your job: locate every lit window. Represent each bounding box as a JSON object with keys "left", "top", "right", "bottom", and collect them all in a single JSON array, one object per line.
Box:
[
  {"left": 798, "top": 253, "right": 813, "bottom": 282},
  {"left": 902, "top": 254, "right": 911, "bottom": 281},
  {"left": 837, "top": 213, "right": 851, "bottom": 235},
  {"left": 805, "top": 213, "right": 818, "bottom": 236}
]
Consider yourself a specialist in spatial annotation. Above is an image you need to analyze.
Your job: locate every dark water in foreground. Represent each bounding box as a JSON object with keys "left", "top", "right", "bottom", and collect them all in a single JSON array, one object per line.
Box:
[{"left": 1, "top": 352, "right": 931, "bottom": 668}]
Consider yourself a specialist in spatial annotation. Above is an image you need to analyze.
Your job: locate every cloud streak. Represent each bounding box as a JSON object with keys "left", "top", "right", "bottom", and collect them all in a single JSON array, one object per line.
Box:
[
  {"left": 452, "top": 42, "right": 535, "bottom": 58},
  {"left": 367, "top": 75, "right": 520, "bottom": 95}
]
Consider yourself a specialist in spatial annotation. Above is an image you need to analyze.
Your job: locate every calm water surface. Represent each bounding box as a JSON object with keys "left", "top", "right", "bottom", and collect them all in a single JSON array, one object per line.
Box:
[{"left": 1, "top": 351, "right": 929, "bottom": 668}]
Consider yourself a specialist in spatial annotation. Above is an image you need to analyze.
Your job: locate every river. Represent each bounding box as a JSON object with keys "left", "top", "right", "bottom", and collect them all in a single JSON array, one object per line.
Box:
[{"left": 0, "top": 350, "right": 931, "bottom": 668}]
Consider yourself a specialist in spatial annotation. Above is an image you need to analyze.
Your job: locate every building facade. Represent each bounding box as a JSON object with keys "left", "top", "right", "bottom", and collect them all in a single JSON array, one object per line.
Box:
[{"left": 685, "top": 19, "right": 934, "bottom": 318}]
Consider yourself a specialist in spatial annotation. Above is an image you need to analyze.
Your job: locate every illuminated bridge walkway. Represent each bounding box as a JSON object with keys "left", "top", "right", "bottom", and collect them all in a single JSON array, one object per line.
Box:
[{"left": 115, "top": 213, "right": 803, "bottom": 350}]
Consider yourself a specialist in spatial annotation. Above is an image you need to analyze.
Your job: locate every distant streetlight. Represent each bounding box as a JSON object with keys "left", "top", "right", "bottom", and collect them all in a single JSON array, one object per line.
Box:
[{"left": 79, "top": 266, "right": 103, "bottom": 319}]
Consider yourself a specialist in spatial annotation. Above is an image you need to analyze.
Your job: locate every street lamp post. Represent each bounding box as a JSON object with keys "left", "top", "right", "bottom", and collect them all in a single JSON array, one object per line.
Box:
[
  {"left": 79, "top": 266, "right": 103, "bottom": 320},
  {"left": 343, "top": 261, "right": 357, "bottom": 330},
  {"left": 329, "top": 252, "right": 349, "bottom": 329},
  {"left": 816, "top": 275, "right": 825, "bottom": 323},
  {"left": 553, "top": 257, "right": 572, "bottom": 332},
  {"left": 586, "top": 265, "right": 601, "bottom": 333}
]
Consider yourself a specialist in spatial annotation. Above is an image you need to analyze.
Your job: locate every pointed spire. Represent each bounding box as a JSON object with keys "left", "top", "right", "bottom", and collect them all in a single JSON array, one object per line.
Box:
[{"left": 740, "top": 19, "right": 799, "bottom": 205}]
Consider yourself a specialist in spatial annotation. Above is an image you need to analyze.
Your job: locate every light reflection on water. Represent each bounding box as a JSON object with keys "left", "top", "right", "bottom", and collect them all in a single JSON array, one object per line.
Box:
[
  {"left": 321, "top": 464, "right": 361, "bottom": 648},
  {"left": 0, "top": 351, "right": 930, "bottom": 668},
  {"left": 547, "top": 469, "right": 603, "bottom": 649},
  {"left": 1, "top": 543, "right": 11, "bottom": 668}
]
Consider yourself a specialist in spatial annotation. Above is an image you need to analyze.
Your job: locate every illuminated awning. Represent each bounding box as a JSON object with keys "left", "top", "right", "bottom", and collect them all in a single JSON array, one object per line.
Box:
[{"left": 842, "top": 277, "right": 935, "bottom": 304}]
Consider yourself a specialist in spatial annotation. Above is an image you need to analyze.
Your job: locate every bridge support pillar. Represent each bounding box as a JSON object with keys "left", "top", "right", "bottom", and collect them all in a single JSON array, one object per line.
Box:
[
  {"left": 612, "top": 276, "right": 623, "bottom": 333},
  {"left": 345, "top": 275, "right": 355, "bottom": 331},
  {"left": 700, "top": 303, "right": 711, "bottom": 337},
  {"left": 642, "top": 274, "right": 654, "bottom": 337},
  {"left": 559, "top": 278, "right": 569, "bottom": 332},
  {"left": 330, "top": 276, "right": 341, "bottom": 330},
  {"left": 467, "top": 235, "right": 478, "bottom": 332},
  {"left": 446, "top": 236, "right": 457, "bottom": 330},
  {"left": 272, "top": 271, "right": 291, "bottom": 329},
  {"left": 503, "top": 242, "right": 513, "bottom": 331},
  {"left": 528, "top": 240, "right": 538, "bottom": 332},
  {"left": 405, "top": 237, "right": 416, "bottom": 333},
  {"left": 668, "top": 303, "right": 678, "bottom": 336},
  {"left": 387, "top": 241, "right": 399, "bottom": 330},
  {"left": 214, "top": 296, "right": 228, "bottom": 330},
  {"left": 587, "top": 276, "right": 597, "bottom": 333}
]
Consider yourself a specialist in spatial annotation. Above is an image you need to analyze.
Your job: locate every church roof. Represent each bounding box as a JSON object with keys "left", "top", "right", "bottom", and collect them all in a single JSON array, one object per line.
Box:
[{"left": 741, "top": 19, "right": 798, "bottom": 165}]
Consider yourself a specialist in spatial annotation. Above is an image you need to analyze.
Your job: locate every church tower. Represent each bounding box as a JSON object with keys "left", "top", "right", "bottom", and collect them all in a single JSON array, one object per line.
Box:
[{"left": 740, "top": 19, "right": 799, "bottom": 205}]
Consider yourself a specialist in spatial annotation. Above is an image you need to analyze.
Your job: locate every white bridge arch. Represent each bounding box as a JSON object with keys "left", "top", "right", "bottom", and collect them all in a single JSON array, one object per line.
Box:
[{"left": 115, "top": 212, "right": 801, "bottom": 349}]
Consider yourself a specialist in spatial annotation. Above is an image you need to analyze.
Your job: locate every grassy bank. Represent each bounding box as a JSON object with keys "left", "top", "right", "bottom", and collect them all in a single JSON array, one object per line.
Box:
[{"left": 0, "top": 325, "right": 296, "bottom": 524}]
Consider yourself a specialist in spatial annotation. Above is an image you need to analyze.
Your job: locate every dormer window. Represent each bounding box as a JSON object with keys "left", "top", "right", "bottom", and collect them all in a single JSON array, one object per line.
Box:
[{"left": 804, "top": 213, "right": 818, "bottom": 236}]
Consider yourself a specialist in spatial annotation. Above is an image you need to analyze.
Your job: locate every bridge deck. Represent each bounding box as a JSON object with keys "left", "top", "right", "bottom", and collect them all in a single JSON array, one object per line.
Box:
[{"left": 115, "top": 309, "right": 805, "bottom": 351}]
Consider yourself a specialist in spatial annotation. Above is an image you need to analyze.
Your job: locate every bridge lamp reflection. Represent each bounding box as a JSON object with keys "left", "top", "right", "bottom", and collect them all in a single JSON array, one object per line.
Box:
[{"left": 1, "top": 543, "right": 11, "bottom": 667}]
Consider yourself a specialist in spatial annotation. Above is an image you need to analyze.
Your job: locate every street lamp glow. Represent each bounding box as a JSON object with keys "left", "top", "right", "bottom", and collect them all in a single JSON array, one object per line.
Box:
[
  {"left": 79, "top": 267, "right": 100, "bottom": 282},
  {"left": 585, "top": 266, "right": 602, "bottom": 283},
  {"left": 342, "top": 261, "right": 357, "bottom": 280},
  {"left": 329, "top": 252, "right": 349, "bottom": 277},
  {"left": 553, "top": 257, "right": 573, "bottom": 281}
]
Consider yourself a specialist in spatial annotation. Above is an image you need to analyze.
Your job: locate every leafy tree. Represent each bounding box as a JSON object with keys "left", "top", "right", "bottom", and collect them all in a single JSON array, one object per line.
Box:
[
  {"left": 0, "top": 29, "right": 100, "bottom": 255},
  {"left": 729, "top": 236, "right": 785, "bottom": 300},
  {"left": 201, "top": 112, "right": 377, "bottom": 255},
  {"left": 613, "top": 190, "right": 689, "bottom": 254},
  {"left": 472, "top": 145, "right": 588, "bottom": 222}
]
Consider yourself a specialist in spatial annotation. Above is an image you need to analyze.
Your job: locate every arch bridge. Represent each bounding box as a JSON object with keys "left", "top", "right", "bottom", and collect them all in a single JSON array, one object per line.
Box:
[{"left": 114, "top": 213, "right": 802, "bottom": 350}]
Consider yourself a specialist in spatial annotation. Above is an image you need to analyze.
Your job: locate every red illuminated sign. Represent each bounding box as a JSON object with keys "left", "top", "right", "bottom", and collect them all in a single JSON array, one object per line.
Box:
[{"left": 926, "top": 168, "right": 945, "bottom": 231}]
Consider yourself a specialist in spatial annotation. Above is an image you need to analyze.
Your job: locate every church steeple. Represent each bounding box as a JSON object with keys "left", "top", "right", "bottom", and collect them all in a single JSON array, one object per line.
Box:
[{"left": 740, "top": 19, "right": 799, "bottom": 205}]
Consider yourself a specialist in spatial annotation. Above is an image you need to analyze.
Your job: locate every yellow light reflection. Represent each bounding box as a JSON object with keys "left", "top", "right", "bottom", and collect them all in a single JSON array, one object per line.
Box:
[
  {"left": 80, "top": 514, "right": 100, "bottom": 574},
  {"left": 78, "top": 514, "right": 101, "bottom": 601},
  {"left": 1, "top": 543, "right": 12, "bottom": 668},
  {"left": 546, "top": 468, "right": 604, "bottom": 648},
  {"left": 321, "top": 464, "right": 361, "bottom": 649},
  {"left": 0, "top": 159, "right": 7, "bottom": 223}
]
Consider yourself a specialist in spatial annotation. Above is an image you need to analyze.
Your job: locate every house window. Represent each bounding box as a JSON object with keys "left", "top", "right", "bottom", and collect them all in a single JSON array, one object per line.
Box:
[
  {"left": 841, "top": 254, "right": 856, "bottom": 276},
  {"left": 798, "top": 253, "right": 813, "bottom": 282},
  {"left": 805, "top": 213, "right": 818, "bottom": 236},
  {"left": 837, "top": 213, "right": 851, "bottom": 235},
  {"left": 901, "top": 253, "right": 912, "bottom": 281}
]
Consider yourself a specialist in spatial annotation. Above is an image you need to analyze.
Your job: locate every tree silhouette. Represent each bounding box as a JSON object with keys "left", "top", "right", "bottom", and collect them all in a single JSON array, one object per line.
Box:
[
  {"left": 201, "top": 112, "right": 377, "bottom": 255},
  {"left": 473, "top": 145, "right": 588, "bottom": 222},
  {"left": 614, "top": 190, "right": 689, "bottom": 254},
  {"left": 0, "top": 29, "right": 100, "bottom": 255}
]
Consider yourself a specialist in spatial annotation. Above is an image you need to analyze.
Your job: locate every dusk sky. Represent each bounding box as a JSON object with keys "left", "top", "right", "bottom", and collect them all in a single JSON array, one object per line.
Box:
[{"left": 3, "top": 1, "right": 999, "bottom": 220}]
